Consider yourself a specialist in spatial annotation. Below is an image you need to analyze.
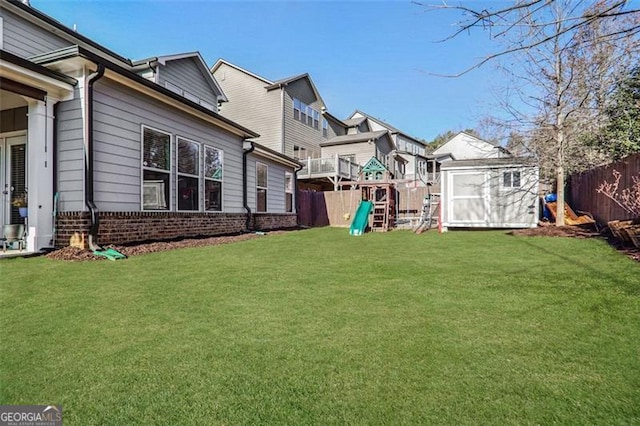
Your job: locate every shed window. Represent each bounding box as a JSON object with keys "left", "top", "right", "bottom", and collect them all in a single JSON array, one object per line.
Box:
[
  {"left": 142, "top": 126, "right": 171, "bottom": 210},
  {"left": 256, "top": 162, "right": 268, "bottom": 212},
  {"left": 503, "top": 171, "right": 521, "bottom": 188}
]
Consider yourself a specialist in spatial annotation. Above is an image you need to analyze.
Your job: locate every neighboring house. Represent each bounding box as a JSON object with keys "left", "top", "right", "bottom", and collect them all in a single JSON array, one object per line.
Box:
[
  {"left": 211, "top": 59, "right": 344, "bottom": 160},
  {"left": 440, "top": 158, "right": 539, "bottom": 230},
  {"left": 0, "top": 0, "right": 299, "bottom": 253},
  {"left": 346, "top": 111, "right": 436, "bottom": 186},
  {"left": 308, "top": 130, "right": 407, "bottom": 189},
  {"left": 432, "top": 131, "right": 511, "bottom": 160}
]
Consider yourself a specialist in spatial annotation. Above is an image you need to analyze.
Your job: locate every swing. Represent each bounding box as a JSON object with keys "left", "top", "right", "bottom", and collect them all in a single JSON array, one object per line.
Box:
[{"left": 342, "top": 187, "right": 355, "bottom": 221}]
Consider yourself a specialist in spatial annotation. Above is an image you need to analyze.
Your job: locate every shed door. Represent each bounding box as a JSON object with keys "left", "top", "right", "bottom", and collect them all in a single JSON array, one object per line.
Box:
[{"left": 449, "top": 171, "right": 488, "bottom": 224}]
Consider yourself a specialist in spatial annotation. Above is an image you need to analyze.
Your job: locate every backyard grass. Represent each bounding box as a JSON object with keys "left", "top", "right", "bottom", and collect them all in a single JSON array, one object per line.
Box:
[{"left": 1, "top": 228, "right": 639, "bottom": 425}]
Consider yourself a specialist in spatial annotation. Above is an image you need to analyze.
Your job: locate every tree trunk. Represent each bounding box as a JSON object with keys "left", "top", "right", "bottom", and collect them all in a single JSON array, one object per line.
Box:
[{"left": 556, "top": 164, "right": 565, "bottom": 226}]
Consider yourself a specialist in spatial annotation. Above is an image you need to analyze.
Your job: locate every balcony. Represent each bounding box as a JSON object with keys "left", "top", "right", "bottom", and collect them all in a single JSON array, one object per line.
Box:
[{"left": 298, "top": 155, "right": 361, "bottom": 181}]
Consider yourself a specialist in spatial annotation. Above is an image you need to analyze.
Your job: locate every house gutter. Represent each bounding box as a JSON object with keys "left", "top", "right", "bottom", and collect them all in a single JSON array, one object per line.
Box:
[
  {"left": 243, "top": 140, "right": 255, "bottom": 231},
  {"left": 85, "top": 63, "right": 105, "bottom": 249}
]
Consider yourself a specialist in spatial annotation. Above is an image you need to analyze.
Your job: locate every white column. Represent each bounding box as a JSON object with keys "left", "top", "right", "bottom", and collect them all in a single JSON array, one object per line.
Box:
[{"left": 26, "top": 98, "right": 55, "bottom": 251}]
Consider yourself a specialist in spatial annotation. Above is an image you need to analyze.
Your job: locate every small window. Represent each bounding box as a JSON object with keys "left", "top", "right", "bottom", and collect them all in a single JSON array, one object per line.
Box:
[
  {"left": 307, "top": 106, "right": 314, "bottom": 126},
  {"left": 293, "top": 98, "right": 301, "bottom": 120},
  {"left": 300, "top": 102, "right": 308, "bottom": 124},
  {"left": 322, "top": 119, "right": 328, "bottom": 138},
  {"left": 285, "top": 172, "right": 293, "bottom": 213},
  {"left": 204, "top": 146, "right": 223, "bottom": 211},
  {"left": 256, "top": 162, "right": 268, "bottom": 212},
  {"left": 142, "top": 126, "right": 171, "bottom": 210},
  {"left": 313, "top": 110, "right": 320, "bottom": 129},
  {"left": 177, "top": 138, "right": 200, "bottom": 211},
  {"left": 503, "top": 171, "right": 521, "bottom": 188}
]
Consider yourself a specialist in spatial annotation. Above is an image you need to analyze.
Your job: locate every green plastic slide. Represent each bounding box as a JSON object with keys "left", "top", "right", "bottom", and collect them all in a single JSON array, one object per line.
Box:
[{"left": 349, "top": 201, "right": 373, "bottom": 236}]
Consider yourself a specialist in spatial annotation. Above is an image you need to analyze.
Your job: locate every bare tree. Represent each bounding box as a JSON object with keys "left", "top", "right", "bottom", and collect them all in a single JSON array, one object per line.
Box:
[{"left": 419, "top": 0, "right": 640, "bottom": 225}]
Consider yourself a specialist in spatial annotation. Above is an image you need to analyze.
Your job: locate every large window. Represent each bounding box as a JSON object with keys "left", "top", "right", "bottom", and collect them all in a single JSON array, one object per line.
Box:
[
  {"left": 142, "top": 126, "right": 171, "bottom": 210},
  {"left": 177, "top": 138, "right": 200, "bottom": 211},
  {"left": 256, "top": 162, "right": 268, "bottom": 213},
  {"left": 204, "top": 146, "right": 223, "bottom": 211},
  {"left": 285, "top": 172, "right": 293, "bottom": 213},
  {"left": 292, "top": 97, "right": 323, "bottom": 131}
]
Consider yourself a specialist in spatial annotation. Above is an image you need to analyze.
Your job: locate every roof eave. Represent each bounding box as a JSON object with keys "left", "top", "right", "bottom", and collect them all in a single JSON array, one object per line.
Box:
[{"left": 33, "top": 46, "right": 258, "bottom": 139}]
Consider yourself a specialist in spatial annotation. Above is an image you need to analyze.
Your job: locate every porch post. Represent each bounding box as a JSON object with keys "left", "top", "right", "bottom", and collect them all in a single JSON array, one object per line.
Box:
[{"left": 26, "top": 98, "right": 55, "bottom": 251}]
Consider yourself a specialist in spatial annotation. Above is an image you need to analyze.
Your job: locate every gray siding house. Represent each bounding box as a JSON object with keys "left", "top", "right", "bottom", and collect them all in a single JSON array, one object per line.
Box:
[
  {"left": 0, "top": 0, "right": 299, "bottom": 253},
  {"left": 212, "top": 60, "right": 341, "bottom": 160}
]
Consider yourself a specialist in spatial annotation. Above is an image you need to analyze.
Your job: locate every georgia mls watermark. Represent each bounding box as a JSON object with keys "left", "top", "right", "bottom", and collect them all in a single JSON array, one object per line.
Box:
[{"left": 0, "top": 405, "right": 62, "bottom": 426}]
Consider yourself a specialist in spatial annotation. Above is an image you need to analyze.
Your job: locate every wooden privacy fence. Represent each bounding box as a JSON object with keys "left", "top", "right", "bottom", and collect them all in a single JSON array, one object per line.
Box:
[
  {"left": 297, "top": 186, "right": 433, "bottom": 228},
  {"left": 568, "top": 152, "right": 640, "bottom": 224}
]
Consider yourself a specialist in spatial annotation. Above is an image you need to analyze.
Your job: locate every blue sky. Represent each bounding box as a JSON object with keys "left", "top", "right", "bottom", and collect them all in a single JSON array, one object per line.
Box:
[{"left": 32, "top": 0, "right": 505, "bottom": 141}]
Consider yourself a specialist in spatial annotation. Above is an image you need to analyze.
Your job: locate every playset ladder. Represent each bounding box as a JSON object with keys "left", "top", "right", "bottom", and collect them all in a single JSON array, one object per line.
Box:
[
  {"left": 415, "top": 193, "right": 440, "bottom": 233},
  {"left": 371, "top": 200, "right": 390, "bottom": 232}
]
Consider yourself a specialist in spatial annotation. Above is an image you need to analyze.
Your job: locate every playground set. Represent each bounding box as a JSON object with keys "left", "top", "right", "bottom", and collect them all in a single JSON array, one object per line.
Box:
[{"left": 342, "top": 157, "right": 440, "bottom": 236}]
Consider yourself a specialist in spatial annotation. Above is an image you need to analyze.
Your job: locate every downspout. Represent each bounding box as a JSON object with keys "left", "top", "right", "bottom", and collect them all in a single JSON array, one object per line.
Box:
[
  {"left": 280, "top": 87, "right": 286, "bottom": 154},
  {"left": 86, "top": 63, "right": 105, "bottom": 249},
  {"left": 293, "top": 161, "right": 302, "bottom": 226},
  {"left": 50, "top": 101, "right": 60, "bottom": 247},
  {"left": 243, "top": 140, "right": 255, "bottom": 231}
]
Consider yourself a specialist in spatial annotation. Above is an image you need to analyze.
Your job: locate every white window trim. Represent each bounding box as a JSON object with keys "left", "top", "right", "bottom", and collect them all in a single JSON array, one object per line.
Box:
[
  {"left": 256, "top": 161, "right": 268, "bottom": 213},
  {"left": 141, "top": 125, "right": 173, "bottom": 212},
  {"left": 285, "top": 171, "right": 293, "bottom": 213},
  {"left": 502, "top": 170, "right": 522, "bottom": 189},
  {"left": 204, "top": 145, "right": 224, "bottom": 212},
  {"left": 176, "top": 136, "right": 202, "bottom": 212},
  {"left": 0, "top": 18, "right": 4, "bottom": 50}
]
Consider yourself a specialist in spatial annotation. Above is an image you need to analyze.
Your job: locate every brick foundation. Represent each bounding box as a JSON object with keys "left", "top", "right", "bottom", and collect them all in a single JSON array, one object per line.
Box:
[{"left": 55, "top": 211, "right": 298, "bottom": 248}]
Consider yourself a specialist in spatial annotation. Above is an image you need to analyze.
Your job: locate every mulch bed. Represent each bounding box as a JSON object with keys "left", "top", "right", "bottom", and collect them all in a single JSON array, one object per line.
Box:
[
  {"left": 509, "top": 221, "right": 640, "bottom": 263},
  {"left": 45, "top": 224, "right": 640, "bottom": 263},
  {"left": 45, "top": 230, "right": 290, "bottom": 261}
]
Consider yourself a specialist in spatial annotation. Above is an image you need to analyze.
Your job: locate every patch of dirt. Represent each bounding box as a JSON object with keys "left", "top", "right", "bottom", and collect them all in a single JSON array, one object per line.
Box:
[
  {"left": 509, "top": 221, "right": 600, "bottom": 238},
  {"left": 508, "top": 221, "right": 640, "bottom": 263},
  {"left": 46, "top": 230, "right": 293, "bottom": 261}
]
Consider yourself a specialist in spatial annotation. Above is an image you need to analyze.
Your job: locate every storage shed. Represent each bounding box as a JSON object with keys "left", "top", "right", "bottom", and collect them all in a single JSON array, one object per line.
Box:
[{"left": 440, "top": 158, "right": 539, "bottom": 230}]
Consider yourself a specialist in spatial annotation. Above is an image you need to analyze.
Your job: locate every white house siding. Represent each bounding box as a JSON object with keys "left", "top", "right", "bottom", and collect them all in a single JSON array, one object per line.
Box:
[
  {"left": 0, "top": 8, "right": 71, "bottom": 57},
  {"left": 213, "top": 63, "right": 282, "bottom": 151},
  {"left": 91, "top": 78, "right": 246, "bottom": 213},
  {"left": 433, "top": 133, "right": 504, "bottom": 160},
  {"left": 283, "top": 79, "right": 325, "bottom": 159},
  {"left": 158, "top": 57, "right": 220, "bottom": 108},
  {"left": 56, "top": 89, "right": 85, "bottom": 212}
]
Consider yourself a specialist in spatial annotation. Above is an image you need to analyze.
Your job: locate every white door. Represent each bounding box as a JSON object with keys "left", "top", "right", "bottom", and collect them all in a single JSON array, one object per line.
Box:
[
  {"left": 1, "top": 135, "right": 28, "bottom": 226},
  {"left": 448, "top": 171, "right": 489, "bottom": 225}
]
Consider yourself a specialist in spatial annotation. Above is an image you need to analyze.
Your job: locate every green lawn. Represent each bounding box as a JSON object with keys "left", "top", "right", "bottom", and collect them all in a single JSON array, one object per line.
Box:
[{"left": 1, "top": 228, "right": 639, "bottom": 425}]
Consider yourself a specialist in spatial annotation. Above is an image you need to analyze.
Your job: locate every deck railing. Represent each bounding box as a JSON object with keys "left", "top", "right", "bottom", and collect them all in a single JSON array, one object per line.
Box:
[{"left": 298, "top": 155, "right": 361, "bottom": 180}]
